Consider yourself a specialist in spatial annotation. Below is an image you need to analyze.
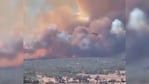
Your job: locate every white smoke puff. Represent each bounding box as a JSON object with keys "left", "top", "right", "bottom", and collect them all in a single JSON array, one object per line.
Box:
[
  {"left": 128, "top": 8, "right": 148, "bottom": 32},
  {"left": 57, "top": 31, "right": 71, "bottom": 41},
  {"left": 110, "top": 19, "right": 125, "bottom": 36}
]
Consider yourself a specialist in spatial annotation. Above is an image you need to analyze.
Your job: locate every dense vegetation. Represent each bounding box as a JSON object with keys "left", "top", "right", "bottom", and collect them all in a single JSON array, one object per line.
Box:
[{"left": 24, "top": 57, "right": 125, "bottom": 77}]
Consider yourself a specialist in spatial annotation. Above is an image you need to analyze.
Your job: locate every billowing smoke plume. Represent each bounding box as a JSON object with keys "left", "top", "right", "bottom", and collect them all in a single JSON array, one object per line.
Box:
[
  {"left": 128, "top": 8, "right": 148, "bottom": 32},
  {"left": 24, "top": 16, "right": 125, "bottom": 60},
  {"left": 110, "top": 19, "right": 125, "bottom": 37},
  {"left": 0, "top": 0, "right": 126, "bottom": 67},
  {"left": 127, "top": 8, "right": 149, "bottom": 63}
]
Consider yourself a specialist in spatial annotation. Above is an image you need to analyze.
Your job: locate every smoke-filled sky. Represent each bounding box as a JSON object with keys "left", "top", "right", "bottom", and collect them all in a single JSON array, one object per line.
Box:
[
  {"left": 23, "top": 0, "right": 125, "bottom": 60},
  {"left": 0, "top": 0, "right": 24, "bottom": 68},
  {"left": 0, "top": 0, "right": 126, "bottom": 68},
  {"left": 126, "top": 0, "right": 149, "bottom": 83},
  {"left": 0, "top": 0, "right": 149, "bottom": 70},
  {"left": 126, "top": 0, "right": 149, "bottom": 63}
]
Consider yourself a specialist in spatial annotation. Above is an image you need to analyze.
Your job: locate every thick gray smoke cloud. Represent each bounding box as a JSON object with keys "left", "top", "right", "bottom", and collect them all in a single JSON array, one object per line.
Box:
[
  {"left": 24, "top": 17, "right": 125, "bottom": 59},
  {"left": 127, "top": 8, "right": 149, "bottom": 63}
]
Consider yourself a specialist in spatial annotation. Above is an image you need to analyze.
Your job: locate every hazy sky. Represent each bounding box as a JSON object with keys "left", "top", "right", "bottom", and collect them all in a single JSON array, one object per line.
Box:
[
  {"left": 0, "top": 0, "right": 24, "bottom": 68},
  {"left": 0, "top": 0, "right": 126, "bottom": 68},
  {"left": 23, "top": 0, "right": 125, "bottom": 60}
]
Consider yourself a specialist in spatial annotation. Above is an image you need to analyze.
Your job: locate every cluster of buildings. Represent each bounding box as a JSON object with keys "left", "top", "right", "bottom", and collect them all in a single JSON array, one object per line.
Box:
[{"left": 24, "top": 70, "right": 126, "bottom": 84}]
